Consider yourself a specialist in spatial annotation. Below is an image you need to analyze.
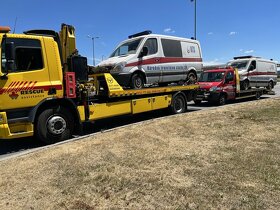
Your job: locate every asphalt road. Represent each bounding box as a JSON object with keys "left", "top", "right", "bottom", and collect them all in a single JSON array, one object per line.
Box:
[{"left": 1, "top": 84, "right": 280, "bottom": 160}]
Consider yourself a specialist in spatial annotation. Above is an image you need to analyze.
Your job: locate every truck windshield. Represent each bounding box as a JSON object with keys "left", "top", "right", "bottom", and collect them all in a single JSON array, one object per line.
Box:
[
  {"left": 199, "top": 72, "right": 225, "bottom": 82},
  {"left": 228, "top": 61, "right": 248, "bottom": 70},
  {"left": 110, "top": 38, "right": 143, "bottom": 58}
]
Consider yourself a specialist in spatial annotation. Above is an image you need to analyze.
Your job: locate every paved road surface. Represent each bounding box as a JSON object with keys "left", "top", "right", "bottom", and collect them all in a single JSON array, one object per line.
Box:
[{"left": 1, "top": 84, "right": 279, "bottom": 160}]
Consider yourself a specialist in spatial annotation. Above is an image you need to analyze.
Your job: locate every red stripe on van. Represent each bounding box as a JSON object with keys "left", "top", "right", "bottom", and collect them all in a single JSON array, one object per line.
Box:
[
  {"left": 247, "top": 72, "right": 277, "bottom": 76},
  {"left": 125, "top": 57, "right": 202, "bottom": 67}
]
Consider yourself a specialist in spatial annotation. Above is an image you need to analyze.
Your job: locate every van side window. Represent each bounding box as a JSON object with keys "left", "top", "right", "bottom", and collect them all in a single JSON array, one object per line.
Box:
[
  {"left": 250, "top": 60, "right": 256, "bottom": 69},
  {"left": 143, "top": 38, "right": 158, "bottom": 55},
  {"left": 1, "top": 38, "right": 43, "bottom": 72},
  {"left": 161, "top": 39, "right": 183, "bottom": 57}
]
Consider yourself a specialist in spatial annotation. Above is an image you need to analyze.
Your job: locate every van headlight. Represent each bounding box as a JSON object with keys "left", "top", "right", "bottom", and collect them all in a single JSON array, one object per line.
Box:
[
  {"left": 209, "top": 86, "right": 222, "bottom": 92},
  {"left": 111, "top": 62, "right": 127, "bottom": 73}
]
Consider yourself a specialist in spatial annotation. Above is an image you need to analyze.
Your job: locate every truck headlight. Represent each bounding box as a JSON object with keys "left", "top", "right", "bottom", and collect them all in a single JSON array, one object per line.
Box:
[
  {"left": 209, "top": 86, "right": 222, "bottom": 92},
  {"left": 111, "top": 62, "right": 126, "bottom": 73}
]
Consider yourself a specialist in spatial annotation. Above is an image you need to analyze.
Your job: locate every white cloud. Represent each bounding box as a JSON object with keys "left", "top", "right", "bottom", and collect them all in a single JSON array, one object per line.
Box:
[
  {"left": 229, "top": 31, "right": 237, "bottom": 36},
  {"left": 203, "top": 59, "right": 224, "bottom": 66},
  {"left": 244, "top": 50, "right": 254, "bottom": 54},
  {"left": 164, "top": 28, "right": 175, "bottom": 34},
  {"left": 208, "top": 32, "right": 213, "bottom": 35},
  {"left": 240, "top": 49, "right": 243, "bottom": 52}
]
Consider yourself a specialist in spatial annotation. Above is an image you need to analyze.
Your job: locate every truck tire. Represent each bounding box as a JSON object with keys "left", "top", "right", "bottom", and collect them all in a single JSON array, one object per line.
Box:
[
  {"left": 255, "top": 91, "right": 261, "bottom": 100},
  {"left": 35, "top": 107, "right": 74, "bottom": 144},
  {"left": 130, "top": 73, "right": 144, "bottom": 89},
  {"left": 170, "top": 93, "right": 186, "bottom": 114},
  {"left": 217, "top": 94, "right": 226, "bottom": 106}
]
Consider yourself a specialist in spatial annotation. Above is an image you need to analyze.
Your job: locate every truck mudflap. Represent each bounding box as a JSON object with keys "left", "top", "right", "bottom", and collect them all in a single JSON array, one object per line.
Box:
[{"left": 0, "top": 112, "right": 33, "bottom": 139}]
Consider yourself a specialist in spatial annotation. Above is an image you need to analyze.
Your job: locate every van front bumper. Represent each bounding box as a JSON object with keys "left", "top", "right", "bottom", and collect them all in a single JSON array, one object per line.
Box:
[
  {"left": 0, "top": 112, "right": 33, "bottom": 139},
  {"left": 196, "top": 91, "right": 220, "bottom": 103}
]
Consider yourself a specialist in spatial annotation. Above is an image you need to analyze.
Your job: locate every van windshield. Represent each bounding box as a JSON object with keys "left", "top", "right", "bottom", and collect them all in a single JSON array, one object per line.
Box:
[
  {"left": 199, "top": 72, "right": 225, "bottom": 82},
  {"left": 110, "top": 38, "right": 143, "bottom": 58},
  {"left": 228, "top": 61, "right": 248, "bottom": 70}
]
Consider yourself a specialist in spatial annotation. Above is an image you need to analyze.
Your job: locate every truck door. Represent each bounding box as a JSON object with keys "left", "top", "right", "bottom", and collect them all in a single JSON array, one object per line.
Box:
[
  {"left": 224, "top": 71, "right": 235, "bottom": 100},
  {"left": 0, "top": 36, "right": 53, "bottom": 111}
]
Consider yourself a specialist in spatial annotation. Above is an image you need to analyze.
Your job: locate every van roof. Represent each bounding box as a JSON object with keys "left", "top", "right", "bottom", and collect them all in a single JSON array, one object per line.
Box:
[
  {"left": 128, "top": 33, "right": 200, "bottom": 43},
  {"left": 230, "top": 56, "right": 276, "bottom": 63}
]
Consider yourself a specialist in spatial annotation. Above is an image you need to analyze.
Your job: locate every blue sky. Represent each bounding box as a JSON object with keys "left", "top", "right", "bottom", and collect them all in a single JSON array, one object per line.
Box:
[{"left": 1, "top": 0, "right": 279, "bottom": 65}]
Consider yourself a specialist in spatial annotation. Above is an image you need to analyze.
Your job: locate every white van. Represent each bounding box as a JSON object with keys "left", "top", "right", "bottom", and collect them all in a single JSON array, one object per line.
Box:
[
  {"left": 98, "top": 31, "right": 203, "bottom": 89},
  {"left": 227, "top": 56, "right": 277, "bottom": 90}
]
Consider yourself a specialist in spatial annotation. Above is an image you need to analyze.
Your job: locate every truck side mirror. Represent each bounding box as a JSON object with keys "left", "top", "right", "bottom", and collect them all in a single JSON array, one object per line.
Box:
[
  {"left": 5, "top": 42, "right": 15, "bottom": 71},
  {"left": 138, "top": 46, "right": 148, "bottom": 58}
]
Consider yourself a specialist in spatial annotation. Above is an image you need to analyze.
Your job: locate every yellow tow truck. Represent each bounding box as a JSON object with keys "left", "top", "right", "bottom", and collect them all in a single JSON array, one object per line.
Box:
[{"left": 0, "top": 24, "right": 198, "bottom": 144}]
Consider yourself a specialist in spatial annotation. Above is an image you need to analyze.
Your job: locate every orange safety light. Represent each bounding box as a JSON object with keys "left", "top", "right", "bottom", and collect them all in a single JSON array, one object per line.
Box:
[{"left": 0, "top": 26, "right": 11, "bottom": 33}]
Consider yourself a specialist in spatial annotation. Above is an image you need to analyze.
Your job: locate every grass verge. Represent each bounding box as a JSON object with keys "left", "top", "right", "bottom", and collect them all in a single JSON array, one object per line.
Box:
[{"left": 0, "top": 98, "right": 280, "bottom": 209}]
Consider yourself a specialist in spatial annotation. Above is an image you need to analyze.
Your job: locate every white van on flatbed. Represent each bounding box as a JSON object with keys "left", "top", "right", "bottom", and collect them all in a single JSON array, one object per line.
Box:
[
  {"left": 98, "top": 31, "right": 203, "bottom": 89},
  {"left": 227, "top": 56, "right": 277, "bottom": 90}
]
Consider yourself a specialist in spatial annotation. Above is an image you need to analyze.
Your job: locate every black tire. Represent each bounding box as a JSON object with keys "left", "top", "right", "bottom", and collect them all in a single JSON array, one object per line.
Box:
[
  {"left": 170, "top": 94, "right": 186, "bottom": 114},
  {"left": 267, "top": 81, "right": 274, "bottom": 91},
  {"left": 186, "top": 71, "right": 197, "bottom": 84},
  {"left": 217, "top": 94, "right": 226, "bottom": 106},
  {"left": 35, "top": 107, "right": 74, "bottom": 144},
  {"left": 130, "top": 73, "right": 144, "bottom": 89},
  {"left": 241, "top": 80, "right": 249, "bottom": 90}
]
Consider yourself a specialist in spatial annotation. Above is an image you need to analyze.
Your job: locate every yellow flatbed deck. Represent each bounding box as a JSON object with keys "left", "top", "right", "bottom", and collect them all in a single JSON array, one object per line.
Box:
[{"left": 89, "top": 73, "right": 199, "bottom": 98}]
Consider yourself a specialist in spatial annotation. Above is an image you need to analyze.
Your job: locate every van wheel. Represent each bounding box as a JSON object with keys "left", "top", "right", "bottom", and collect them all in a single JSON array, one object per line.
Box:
[
  {"left": 217, "top": 94, "right": 226, "bottom": 106},
  {"left": 130, "top": 73, "right": 144, "bottom": 89},
  {"left": 241, "top": 80, "right": 249, "bottom": 90},
  {"left": 170, "top": 93, "right": 186, "bottom": 114},
  {"left": 186, "top": 71, "right": 197, "bottom": 84},
  {"left": 267, "top": 81, "right": 274, "bottom": 91},
  {"left": 35, "top": 107, "right": 74, "bottom": 144}
]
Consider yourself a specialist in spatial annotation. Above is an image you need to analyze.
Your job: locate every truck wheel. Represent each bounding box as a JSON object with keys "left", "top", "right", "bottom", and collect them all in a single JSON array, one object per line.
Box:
[
  {"left": 130, "top": 73, "right": 144, "bottom": 89},
  {"left": 186, "top": 71, "right": 197, "bottom": 84},
  {"left": 170, "top": 93, "right": 186, "bottom": 114},
  {"left": 217, "top": 94, "right": 226, "bottom": 106},
  {"left": 255, "top": 91, "right": 261, "bottom": 100},
  {"left": 35, "top": 107, "right": 74, "bottom": 144}
]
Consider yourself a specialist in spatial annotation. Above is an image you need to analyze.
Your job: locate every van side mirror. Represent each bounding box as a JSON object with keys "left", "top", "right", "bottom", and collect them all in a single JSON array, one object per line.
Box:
[
  {"left": 5, "top": 42, "right": 15, "bottom": 72},
  {"left": 138, "top": 46, "right": 148, "bottom": 58}
]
